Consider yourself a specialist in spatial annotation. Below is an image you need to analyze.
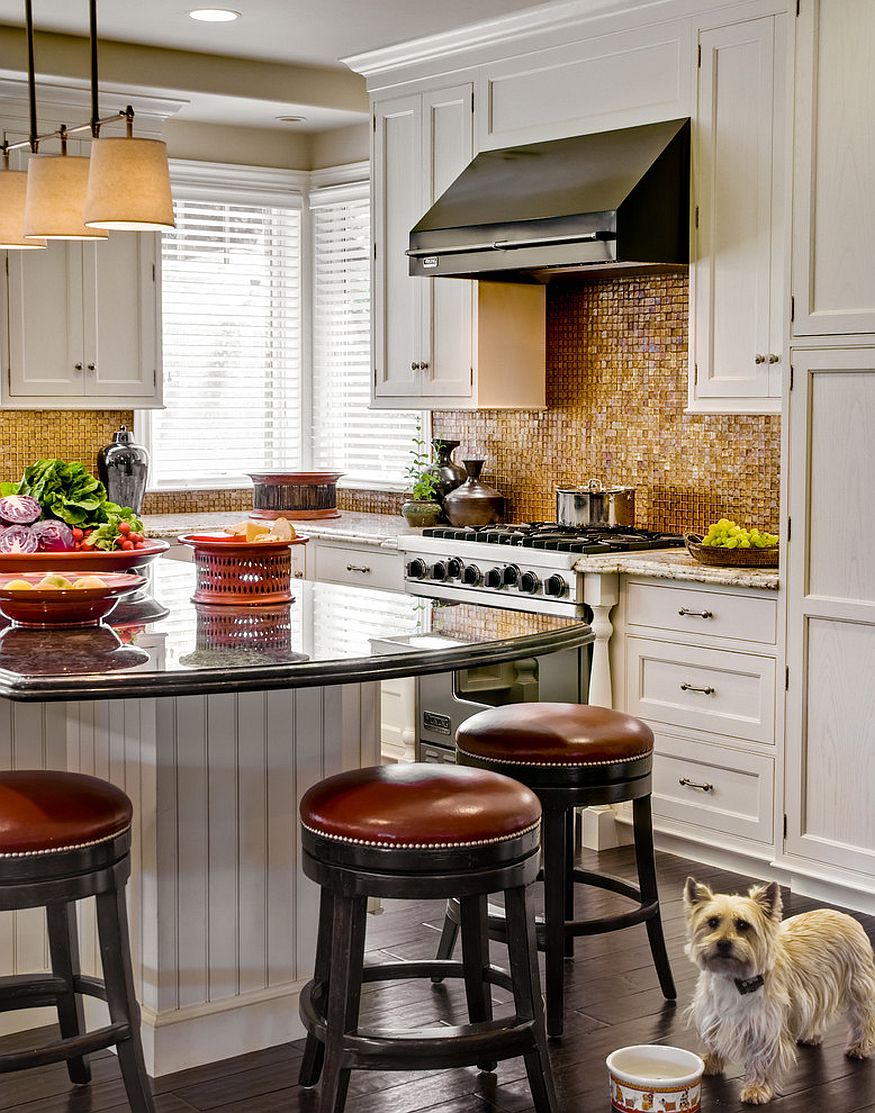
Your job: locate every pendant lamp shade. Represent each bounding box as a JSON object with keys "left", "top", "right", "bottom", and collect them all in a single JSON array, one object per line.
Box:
[
  {"left": 24, "top": 154, "right": 109, "bottom": 240},
  {"left": 84, "top": 136, "right": 174, "bottom": 231},
  {"left": 0, "top": 169, "right": 46, "bottom": 248}
]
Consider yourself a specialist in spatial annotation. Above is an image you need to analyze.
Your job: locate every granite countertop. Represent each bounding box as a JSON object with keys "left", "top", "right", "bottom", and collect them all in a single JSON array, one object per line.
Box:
[
  {"left": 142, "top": 510, "right": 413, "bottom": 549},
  {"left": 573, "top": 549, "right": 779, "bottom": 590},
  {"left": 0, "top": 558, "right": 591, "bottom": 702}
]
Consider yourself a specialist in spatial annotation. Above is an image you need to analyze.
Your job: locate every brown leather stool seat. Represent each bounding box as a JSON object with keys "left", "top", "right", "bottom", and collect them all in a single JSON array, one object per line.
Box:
[
  {"left": 436, "top": 703, "right": 675, "bottom": 1040},
  {"left": 456, "top": 703, "right": 654, "bottom": 772},
  {"left": 0, "top": 771, "right": 132, "bottom": 859},
  {"left": 298, "top": 762, "right": 559, "bottom": 1113},
  {"left": 0, "top": 770, "right": 153, "bottom": 1112}
]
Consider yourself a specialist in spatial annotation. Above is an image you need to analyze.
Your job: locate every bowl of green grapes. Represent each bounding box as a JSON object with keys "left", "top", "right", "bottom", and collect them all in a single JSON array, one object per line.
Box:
[{"left": 685, "top": 519, "right": 779, "bottom": 567}]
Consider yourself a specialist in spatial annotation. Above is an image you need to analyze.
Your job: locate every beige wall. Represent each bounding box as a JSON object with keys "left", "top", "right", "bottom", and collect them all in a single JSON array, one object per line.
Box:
[
  {"left": 164, "top": 120, "right": 312, "bottom": 170},
  {"left": 310, "top": 122, "right": 370, "bottom": 169}
]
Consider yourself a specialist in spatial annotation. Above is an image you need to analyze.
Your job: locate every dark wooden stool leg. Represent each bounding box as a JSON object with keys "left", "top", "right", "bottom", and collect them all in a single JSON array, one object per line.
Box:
[
  {"left": 95, "top": 884, "right": 155, "bottom": 1113},
  {"left": 504, "top": 884, "right": 560, "bottom": 1113},
  {"left": 459, "top": 894, "right": 496, "bottom": 1072},
  {"left": 46, "top": 901, "right": 91, "bottom": 1086},
  {"left": 633, "top": 795, "right": 676, "bottom": 1000},
  {"left": 431, "top": 901, "right": 460, "bottom": 981},
  {"left": 319, "top": 892, "right": 368, "bottom": 1113},
  {"left": 300, "top": 887, "right": 335, "bottom": 1087},
  {"left": 541, "top": 806, "right": 568, "bottom": 1039},
  {"left": 564, "top": 808, "right": 576, "bottom": 959}
]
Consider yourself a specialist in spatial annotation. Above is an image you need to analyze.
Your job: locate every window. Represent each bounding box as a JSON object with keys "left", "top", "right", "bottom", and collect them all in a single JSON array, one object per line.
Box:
[
  {"left": 141, "top": 162, "right": 420, "bottom": 491},
  {"left": 310, "top": 184, "right": 419, "bottom": 486}
]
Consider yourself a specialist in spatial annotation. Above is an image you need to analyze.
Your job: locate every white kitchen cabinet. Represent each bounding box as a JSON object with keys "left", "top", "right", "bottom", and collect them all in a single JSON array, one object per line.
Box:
[
  {"left": 688, "top": 12, "right": 786, "bottom": 414},
  {"left": 619, "top": 578, "right": 779, "bottom": 858},
  {"left": 792, "top": 1, "right": 875, "bottom": 338},
  {"left": 371, "top": 82, "right": 545, "bottom": 410},
  {"left": 783, "top": 347, "right": 875, "bottom": 882},
  {"left": 2, "top": 231, "right": 161, "bottom": 408},
  {"left": 312, "top": 539, "right": 404, "bottom": 593}
]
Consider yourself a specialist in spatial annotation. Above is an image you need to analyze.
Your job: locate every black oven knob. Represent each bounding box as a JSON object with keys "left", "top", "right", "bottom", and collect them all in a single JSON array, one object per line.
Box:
[
  {"left": 430, "top": 561, "right": 448, "bottom": 581},
  {"left": 544, "top": 574, "right": 568, "bottom": 598},
  {"left": 503, "top": 564, "right": 520, "bottom": 586},
  {"left": 461, "top": 564, "right": 482, "bottom": 586},
  {"left": 406, "top": 558, "right": 428, "bottom": 580},
  {"left": 484, "top": 566, "right": 504, "bottom": 589},
  {"left": 519, "top": 571, "right": 542, "bottom": 594},
  {"left": 447, "top": 557, "right": 463, "bottom": 579}
]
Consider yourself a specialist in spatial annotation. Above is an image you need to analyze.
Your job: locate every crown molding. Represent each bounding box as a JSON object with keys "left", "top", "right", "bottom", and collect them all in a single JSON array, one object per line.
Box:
[
  {"left": 169, "top": 158, "right": 309, "bottom": 206},
  {"left": 0, "top": 73, "right": 186, "bottom": 124}
]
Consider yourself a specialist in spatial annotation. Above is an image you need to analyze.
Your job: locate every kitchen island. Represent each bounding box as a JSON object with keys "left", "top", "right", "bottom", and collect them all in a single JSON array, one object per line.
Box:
[{"left": 0, "top": 557, "right": 592, "bottom": 1076}]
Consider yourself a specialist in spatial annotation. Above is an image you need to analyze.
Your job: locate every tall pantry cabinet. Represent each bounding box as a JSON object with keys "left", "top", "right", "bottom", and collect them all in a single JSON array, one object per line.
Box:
[{"left": 782, "top": 0, "right": 875, "bottom": 902}]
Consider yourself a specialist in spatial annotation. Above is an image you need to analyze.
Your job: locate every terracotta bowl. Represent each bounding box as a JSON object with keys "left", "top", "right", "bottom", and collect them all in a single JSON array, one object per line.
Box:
[
  {"left": 0, "top": 538, "right": 170, "bottom": 573},
  {"left": 0, "top": 572, "right": 147, "bottom": 628}
]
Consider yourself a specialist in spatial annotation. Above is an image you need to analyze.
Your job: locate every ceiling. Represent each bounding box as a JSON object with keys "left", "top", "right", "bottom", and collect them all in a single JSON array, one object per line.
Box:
[{"left": 0, "top": 0, "right": 557, "bottom": 69}]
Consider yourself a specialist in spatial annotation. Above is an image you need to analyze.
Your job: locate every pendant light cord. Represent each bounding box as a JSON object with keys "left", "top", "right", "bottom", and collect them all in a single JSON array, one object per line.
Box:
[
  {"left": 24, "top": 0, "right": 37, "bottom": 151},
  {"left": 89, "top": 0, "right": 99, "bottom": 136}
]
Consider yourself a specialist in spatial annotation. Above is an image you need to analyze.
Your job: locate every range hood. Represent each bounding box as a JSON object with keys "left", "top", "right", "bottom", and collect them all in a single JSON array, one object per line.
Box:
[{"left": 407, "top": 118, "right": 690, "bottom": 283}]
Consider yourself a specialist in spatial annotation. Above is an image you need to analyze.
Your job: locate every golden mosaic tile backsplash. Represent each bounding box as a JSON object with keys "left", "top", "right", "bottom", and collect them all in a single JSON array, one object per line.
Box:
[
  {"left": 0, "top": 410, "right": 132, "bottom": 482},
  {"left": 433, "top": 274, "right": 780, "bottom": 535}
]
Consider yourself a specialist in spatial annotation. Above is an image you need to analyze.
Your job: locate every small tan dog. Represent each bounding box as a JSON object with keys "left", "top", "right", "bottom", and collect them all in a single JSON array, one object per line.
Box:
[{"left": 684, "top": 877, "right": 875, "bottom": 1105}]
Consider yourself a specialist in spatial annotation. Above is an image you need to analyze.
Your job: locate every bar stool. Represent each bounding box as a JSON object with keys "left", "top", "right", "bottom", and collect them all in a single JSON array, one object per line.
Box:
[
  {"left": 298, "top": 762, "right": 559, "bottom": 1113},
  {"left": 0, "top": 771, "right": 154, "bottom": 1113},
  {"left": 434, "top": 703, "right": 676, "bottom": 1038}
]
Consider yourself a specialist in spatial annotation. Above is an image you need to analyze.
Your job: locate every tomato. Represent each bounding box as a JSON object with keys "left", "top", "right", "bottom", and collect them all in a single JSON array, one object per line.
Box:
[
  {"left": 134, "top": 540, "right": 144, "bottom": 549},
  {"left": 129, "top": 532, "right": 143, "bottom": 542},
  {"left": 72, "top": 528, "right": 84, "bottom": 541},
  {"left": 118, "top": 522, "right": 131, "bottom": 535},
  {"left": 120, "top": 539, "right": 135, "bottom": 551}
]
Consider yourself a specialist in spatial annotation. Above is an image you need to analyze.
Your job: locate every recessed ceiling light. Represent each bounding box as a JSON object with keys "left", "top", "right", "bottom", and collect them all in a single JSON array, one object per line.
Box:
[
  {"left": 189, "top": 8, "right": 240, "bottom": 22},
  {"left": 276, "top": 115, "right": 306, "bottom": 123}
]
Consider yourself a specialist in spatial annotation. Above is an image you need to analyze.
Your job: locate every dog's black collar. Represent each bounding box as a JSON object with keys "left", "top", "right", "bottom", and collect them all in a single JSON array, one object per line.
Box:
[{"left": 734, "top": 974, "right": 765, "bottom": 995}]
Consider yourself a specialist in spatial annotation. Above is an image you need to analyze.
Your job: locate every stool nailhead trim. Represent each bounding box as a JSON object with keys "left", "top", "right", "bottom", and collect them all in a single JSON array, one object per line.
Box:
[
  {"left": 456, "top": 748, "right": 653, "bottom": 768},
  {"left": 0, "top": 825, "right": 131, "bottom": 858},
  {"left": 302, "top": 818, "right": 540, "bottom": 850}
]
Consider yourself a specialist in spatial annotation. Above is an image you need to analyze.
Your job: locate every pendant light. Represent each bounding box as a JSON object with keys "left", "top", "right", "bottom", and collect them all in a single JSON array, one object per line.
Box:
[
  {"left": 24, "top": 133, "right": 108, "bottom": 240},
  {"left": 0, "top": 150, "right": 45, "bottom": 249},
  {"left": 84, "top": 109, "right": 175, "bottom": 231},
  {"left": 83, "top": 0, "right": 174, "bottom": 232},
  {"left": 8, "top": 0, "right": 173, "bottom": 240}
]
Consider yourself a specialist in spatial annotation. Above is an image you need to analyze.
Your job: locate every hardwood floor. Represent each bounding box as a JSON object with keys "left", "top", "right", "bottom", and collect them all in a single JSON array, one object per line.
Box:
[{"left": 3, "top": 846, "right": 875, "bottom": 1112}]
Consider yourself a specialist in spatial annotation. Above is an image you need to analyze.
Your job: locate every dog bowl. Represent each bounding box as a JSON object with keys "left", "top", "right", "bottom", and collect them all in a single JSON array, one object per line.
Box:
[{"left": 607, "top": 1045, "right": 704, "bottom": 1112}]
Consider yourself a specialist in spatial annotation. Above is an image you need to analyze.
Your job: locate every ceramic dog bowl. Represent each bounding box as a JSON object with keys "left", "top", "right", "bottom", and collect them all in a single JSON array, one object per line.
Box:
[{"left": 606, "top": 1045, "right": 704, "bottom": 1112}]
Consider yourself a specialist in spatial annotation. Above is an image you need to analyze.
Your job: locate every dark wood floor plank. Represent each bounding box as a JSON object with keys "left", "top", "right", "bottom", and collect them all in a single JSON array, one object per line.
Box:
[{"left": 3, "top": 846, "right": 874, "bottom": 1113}]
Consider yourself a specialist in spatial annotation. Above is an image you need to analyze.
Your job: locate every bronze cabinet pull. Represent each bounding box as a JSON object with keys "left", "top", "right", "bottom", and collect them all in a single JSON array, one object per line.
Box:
[
  {"left": 680, "top": 682, "right": 715, "bottom": 695},
  {"left": 678, "top": 777, "right": 714, "bottom": 792},
  {"left": 346, "top": 564, "right": 371, "bottom": 574},
  {"left": 677, "top": 608, "right": 713, "bottom": 618}
]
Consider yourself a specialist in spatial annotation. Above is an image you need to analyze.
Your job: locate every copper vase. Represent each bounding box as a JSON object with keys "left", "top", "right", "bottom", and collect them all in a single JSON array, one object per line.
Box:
[{"left": 443, "top": 459, "right": 505, "bottom": 527}]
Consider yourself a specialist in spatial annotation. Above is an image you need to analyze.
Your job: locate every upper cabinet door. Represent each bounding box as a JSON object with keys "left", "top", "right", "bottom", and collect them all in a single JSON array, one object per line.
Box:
[
  {"left": 689, "top": 14, "right": 785, "bottom": 414},
  {"left": 372, "top": 93, "right": 423, "bottom": 401},
  {"left": 4, "top": 243, "right": 85, "bottom": 399},
  {"left": 84, "top": 232, "right": 160, "bottom": 400},
  {"left": 792, "top": 0, "right": 875, "bottom": 337},
  {"left": 421, "top": 83, "right": 475, "bottom": 401}
]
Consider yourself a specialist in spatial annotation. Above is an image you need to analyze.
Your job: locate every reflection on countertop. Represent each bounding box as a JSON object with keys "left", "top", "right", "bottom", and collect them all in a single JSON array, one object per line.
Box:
[{"left": 0, "top": 557, "right": 591, "bottom": 701}]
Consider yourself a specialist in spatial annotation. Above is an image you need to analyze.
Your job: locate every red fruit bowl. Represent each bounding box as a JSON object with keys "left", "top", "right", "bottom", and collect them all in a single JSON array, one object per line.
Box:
[
  {"left": 0, "top": 538, "right": 170, "bottom": 572},
  {"left": 0, "top": 572, "right": 147, "bottom": 628}
]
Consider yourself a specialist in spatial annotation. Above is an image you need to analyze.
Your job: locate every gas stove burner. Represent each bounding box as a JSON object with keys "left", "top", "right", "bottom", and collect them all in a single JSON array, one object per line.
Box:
[{"left": 421, "top": 523, "right": 684, "bottom": 554}]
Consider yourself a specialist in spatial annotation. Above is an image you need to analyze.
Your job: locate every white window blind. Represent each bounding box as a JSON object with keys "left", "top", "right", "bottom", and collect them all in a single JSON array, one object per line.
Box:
[
  {"left": 150, "top": 196, "right": 302, "bottom": 487},
  {"left": 311, "top": 188, "right": 419, "bottom": 487}
]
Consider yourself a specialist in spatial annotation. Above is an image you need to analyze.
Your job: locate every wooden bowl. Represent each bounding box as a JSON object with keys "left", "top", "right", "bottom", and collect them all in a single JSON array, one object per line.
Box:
[
  {"left": 685, "top": 534, "right": 779, "bottom": 568},
  {"left": 0, "top": 571, "right": 147, "bottom": 628}
]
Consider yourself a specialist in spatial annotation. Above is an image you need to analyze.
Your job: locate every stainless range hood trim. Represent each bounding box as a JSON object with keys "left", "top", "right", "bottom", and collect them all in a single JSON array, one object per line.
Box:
[{"left": 406, "top": 229, "right": 615, "bottom": 259}]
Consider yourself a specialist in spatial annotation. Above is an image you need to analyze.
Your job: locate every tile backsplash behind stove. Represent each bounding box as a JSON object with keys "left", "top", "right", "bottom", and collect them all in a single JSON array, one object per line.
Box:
[{"left": 432, "top": 273, "right": 780, "bottom": 536}]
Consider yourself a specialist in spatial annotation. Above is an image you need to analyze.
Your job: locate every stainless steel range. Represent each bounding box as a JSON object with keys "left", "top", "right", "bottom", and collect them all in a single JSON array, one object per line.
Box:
[{"left": 398, "top": 523, "right": 684, "bottom": 618}]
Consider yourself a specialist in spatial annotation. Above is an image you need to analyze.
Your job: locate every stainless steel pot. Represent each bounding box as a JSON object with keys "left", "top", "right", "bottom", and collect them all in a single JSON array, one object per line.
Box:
[{"left": 556, "top": 479, "right": 635, "bottom": 528}]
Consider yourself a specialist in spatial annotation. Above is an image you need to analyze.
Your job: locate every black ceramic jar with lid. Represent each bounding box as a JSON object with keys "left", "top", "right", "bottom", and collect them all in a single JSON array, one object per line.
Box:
[{"left": 97, "top": 425, "right": 150, "bottom": 513}]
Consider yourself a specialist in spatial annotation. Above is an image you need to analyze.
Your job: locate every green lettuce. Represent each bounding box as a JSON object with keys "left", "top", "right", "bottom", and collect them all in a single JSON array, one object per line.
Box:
[
  {"left": 86, "top": 505, "right": 144, "bottom": 551},
  {"left": 19, "top": 459, "right": 106, "bottom": 526}
]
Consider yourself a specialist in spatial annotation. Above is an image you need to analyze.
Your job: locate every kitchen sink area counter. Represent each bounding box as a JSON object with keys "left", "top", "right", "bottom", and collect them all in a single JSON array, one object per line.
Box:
[{"left": 574, "top": 549, "right": 780, "bottom": 591}]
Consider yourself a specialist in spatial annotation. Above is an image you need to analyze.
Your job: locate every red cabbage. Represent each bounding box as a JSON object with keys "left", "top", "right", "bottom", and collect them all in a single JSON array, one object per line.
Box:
[
  {"left": 31, "top": 519, "right": 74, "bottom": 552},
  {"left": 0, "top": 494, "right": 41, "bottom": 525},
  {"left": 0, "top": 524, "right": 38, "bottom": 553}
]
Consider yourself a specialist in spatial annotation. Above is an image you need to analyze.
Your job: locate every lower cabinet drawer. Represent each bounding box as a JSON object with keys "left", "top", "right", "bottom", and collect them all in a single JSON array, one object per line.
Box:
[
  {"left": 651, "top": 734, "right": 774, "bottom": 845},
  {"left": 626, "top": 636, "right": 776, "bottom": 744},
  {"left": 314, "top": 542, "right": 403, "bottom": 591}
]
